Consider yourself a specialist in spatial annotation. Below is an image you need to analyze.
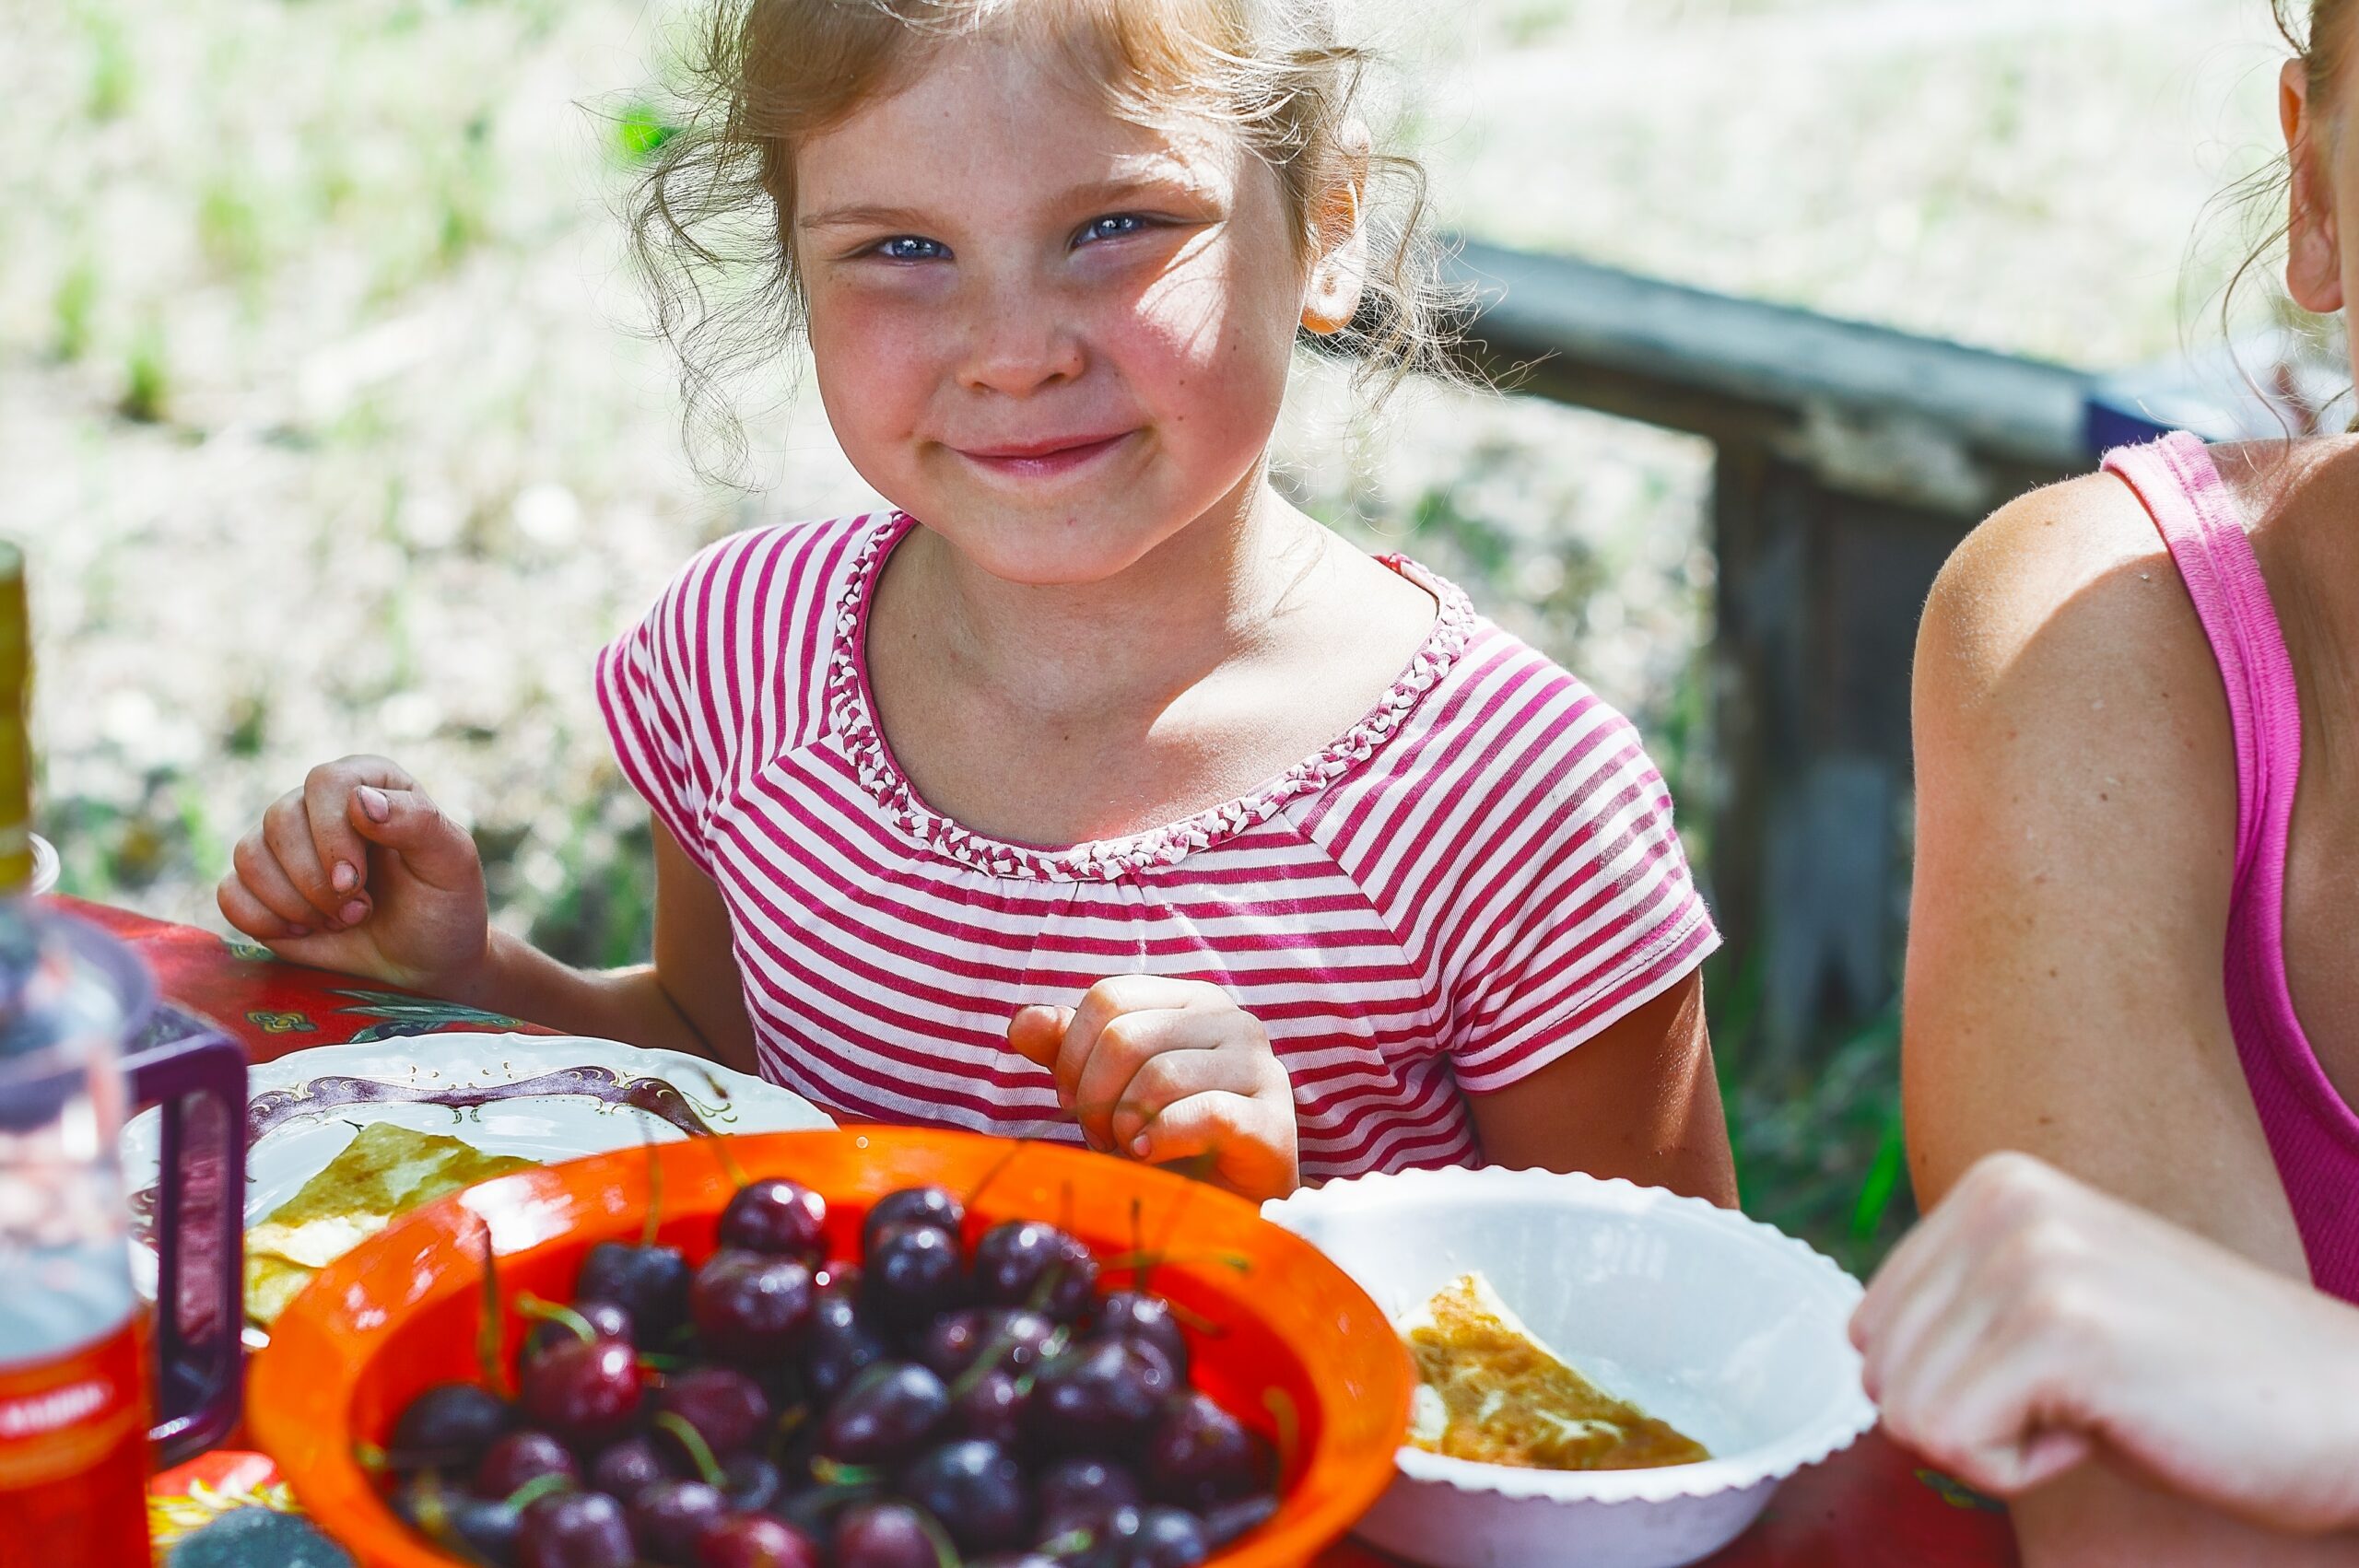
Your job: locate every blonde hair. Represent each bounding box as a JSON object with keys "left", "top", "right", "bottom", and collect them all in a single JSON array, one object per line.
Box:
[{"left": 628, "top": 0, "right": 1464, "bottom": 484}]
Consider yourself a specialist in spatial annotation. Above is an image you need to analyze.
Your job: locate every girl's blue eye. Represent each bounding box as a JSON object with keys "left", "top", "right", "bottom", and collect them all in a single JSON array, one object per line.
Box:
[
  {"left": 873, "top": 236, "right": 946, "bottom": 262},
  {"left": 1078, "top": 214, "right": 1149, "bottom": 245}
]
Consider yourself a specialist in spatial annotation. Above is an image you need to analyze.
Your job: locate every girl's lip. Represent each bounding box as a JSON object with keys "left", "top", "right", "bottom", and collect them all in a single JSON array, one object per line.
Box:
[{"left": 951, "top": 430, "right": 1136, "bottom": 478}]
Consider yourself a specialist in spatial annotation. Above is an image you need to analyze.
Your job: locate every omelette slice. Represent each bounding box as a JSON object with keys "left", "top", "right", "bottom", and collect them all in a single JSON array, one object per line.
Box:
[
  {"left": 242, "top": 1121, "right": 538, "bottom": 1328},
  {"left": 1400, "top": 1272, "right": 1709, "bottom": 1471}
]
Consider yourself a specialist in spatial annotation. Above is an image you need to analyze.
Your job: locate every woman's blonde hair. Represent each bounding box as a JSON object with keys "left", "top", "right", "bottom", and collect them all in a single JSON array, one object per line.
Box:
[{"left": 628, "top": 0, "right": 1464, "bottom": 484}]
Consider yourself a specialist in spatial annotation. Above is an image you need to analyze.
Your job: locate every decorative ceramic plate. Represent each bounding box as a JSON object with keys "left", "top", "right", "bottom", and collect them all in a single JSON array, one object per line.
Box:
[{"left": 121, "top": 1033, "right": 835, "bottom": 1345}]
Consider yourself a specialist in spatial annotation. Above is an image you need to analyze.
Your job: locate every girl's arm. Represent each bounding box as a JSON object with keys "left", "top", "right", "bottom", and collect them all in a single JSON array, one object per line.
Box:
[
  {"left": 1464, "top": 966, "right": 1734, "bottom": 1206},
  {"left": 1906, "top": 474, "right": 2330, "bottom": 1565},
  {"left": 218, "top": 755, "right": 756, "bottom": 1071}
]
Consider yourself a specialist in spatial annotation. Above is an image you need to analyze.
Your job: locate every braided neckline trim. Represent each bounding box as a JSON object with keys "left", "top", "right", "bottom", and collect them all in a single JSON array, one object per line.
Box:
[{"left": 823, "top": 511, "right": 1477, "bottom": 882}]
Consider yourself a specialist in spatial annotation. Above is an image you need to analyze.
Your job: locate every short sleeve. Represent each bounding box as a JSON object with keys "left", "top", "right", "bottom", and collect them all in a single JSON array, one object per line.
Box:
[
  {"left": 1441, "top": 690, "right": 1719, "bottom": 1094},
  {"left": 595, "top": 585, "right": 722, "bottom": 881}
]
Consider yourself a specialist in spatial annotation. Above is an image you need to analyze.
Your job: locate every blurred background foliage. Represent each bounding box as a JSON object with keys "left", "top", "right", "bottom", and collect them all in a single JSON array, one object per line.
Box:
[{"left": 0, "top": 0, "right": 2291, "bottom": 1269}]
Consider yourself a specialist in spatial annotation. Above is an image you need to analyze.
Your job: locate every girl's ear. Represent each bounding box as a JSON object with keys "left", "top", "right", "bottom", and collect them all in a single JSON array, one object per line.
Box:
[
  {"left": 2283, "top": 58, "right": 2346, "bottom": 315},
  {"left": 1301, "top": 123, "right": 1372, "bottom": 336}
]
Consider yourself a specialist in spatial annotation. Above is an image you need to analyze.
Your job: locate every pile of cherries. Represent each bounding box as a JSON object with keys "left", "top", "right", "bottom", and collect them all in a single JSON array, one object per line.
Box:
[{"left": 380, "top": 1175, "right": 1277, "bottom": 1568}]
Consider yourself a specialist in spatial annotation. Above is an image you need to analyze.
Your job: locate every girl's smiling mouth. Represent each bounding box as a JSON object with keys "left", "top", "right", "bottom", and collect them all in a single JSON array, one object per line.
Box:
[{"left": 949, "top": 429, "right": 1137, "bottom": 480}]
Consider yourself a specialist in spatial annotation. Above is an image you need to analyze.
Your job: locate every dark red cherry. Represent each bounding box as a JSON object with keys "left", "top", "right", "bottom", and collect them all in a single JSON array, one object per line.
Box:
[
  {"left": 917, "top": 1306, "right": 1058, "bottom": 1383},
  {"left": 972, "top": 1221, "right": 1097, "bottom": 1321},
  {"left": 518, "top": 1334, "right": 641, "bottom": 1448},
  {"left": 816, "top": 1362, "right": 948, "bottom": 1464},
  {"left": 1027, "top": 1339, "right": 1177, "bottom": 1455},
  {"left": 518, "top": 1491, "right": 636, "bottom": 1568},
  {"left": 718, "top": 1179, "right": 829, "bottom": 1264},
  {"left": 525, "top": 1299, "right": 635, "bottom": 1361},
  {"left": 1094, "top": 1292, "right": 1189, "bottom": 1376},
  {"left": 475, "top": 1429, "right": 580, "bottom": 1500},
  {"left": 697, "top": 1512, "right": 824, "bottom": 1568},
  {"left": 628, "top": 1478, "right": 729, "bottom": 1566},
  {"left": 861, "top": 1186, "right": 964, "bottom": 1253},
  {"left": 1144, "top": 1392, "right": 1262, "bottom": 1509},
  {"left": 899, "top": 1439, "right": 1031, "bottom": 1555},
  {"left": 805, "top": 1280, "right": 891, "bottom": 1402},
  {"left": 1035, "top": 1455, "right": 1144, "bottom": 1542},
  {"left": 947, "top": 1365, "right": 1029, "bottom": 1447},
  {"left": 390, "top": 1382, "right": 514, "bottom": 1471},
  {"left": 689, "top": 1249, "right": 816, "bottom": 1363},
  {"left": 654, "top": 1365, "right": 773, "bottom": 1458},
  {"left": 861, "top": 1223, "right": 968, "bottom": 1332},
  {"left": 832, "top": 1501, "right": 940, "bottom": 1568},
  {"left": 576, "top": 1241, "right": 692, "bottom": 1341},
  {"left": 589, "top": 1433, "right": 673, "bottom": 1503},
  {"left": 1200, "top": 1493, "right": 1279, "bottom": 1550}
]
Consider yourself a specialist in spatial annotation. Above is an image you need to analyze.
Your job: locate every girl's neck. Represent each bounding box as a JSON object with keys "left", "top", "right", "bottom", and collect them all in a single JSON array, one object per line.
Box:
[{"left": 887, "top": 471, "right": 1322, "bottom": 730}]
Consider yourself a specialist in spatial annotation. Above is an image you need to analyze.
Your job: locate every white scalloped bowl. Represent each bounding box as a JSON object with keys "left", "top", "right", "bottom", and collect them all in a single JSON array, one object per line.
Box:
[{"left": 1262, "top": 1167, "right": 1877, "bottom": 1568}]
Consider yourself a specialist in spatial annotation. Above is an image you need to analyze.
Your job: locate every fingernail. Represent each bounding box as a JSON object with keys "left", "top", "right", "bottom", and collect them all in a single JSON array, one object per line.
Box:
[
  {"left": 340, "top": 899, "right": 368, "bottom": 925},
  {"left": 331, "top": 860, "right": 358, "bottom": 893},
  {"left": 357, "top": 786, "right": 390, "bottom": 823},
  {"left": 1129, "top": 1136, "right": 1150, "bottom": 1157}
]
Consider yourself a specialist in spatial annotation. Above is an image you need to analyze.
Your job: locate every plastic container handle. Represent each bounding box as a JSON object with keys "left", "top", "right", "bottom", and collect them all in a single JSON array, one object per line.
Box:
[{"left": 124, "top": 1033, "right": 248, "bottom": 1462}]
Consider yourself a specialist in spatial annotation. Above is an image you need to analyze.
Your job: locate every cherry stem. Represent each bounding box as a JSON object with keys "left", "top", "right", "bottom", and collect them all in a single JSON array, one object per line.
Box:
[
  {"left": 1263, "top": 1386, "right": 1302, "bottom": 1483},
  {"left": 350, "top": 1440, "right": 391, "bottom": 1476},
  {"left": 652, "top": 1411, "right": 727, "bottom": 1489},
  {"left": 502, "top": 1473, "right": 574, "bottom": 1515},
  {"left": 964, "top": 1137, "right": 1029, "bottom": 1217},
  {"left": 475, "top": 1229, "right": 511, "bottom": 1397},
  {"left": 704, "top": 1131, "right": 748, "bottom": 1189},
  {"left": 809, "top": 1457, "right": 883, "bottom": 1489},
  {"left": 910, "top": 1504, "right": 962, "bottom": 1568},
  {"left": 640, "top": 1122, "right": 665, "bottom": 1249},
  {"left": 1096, "top": 1247, "right": 1252, "bottom": 1275},
  {"left": 516, "top": 1294, "right": 599, "bottom": 1347}
]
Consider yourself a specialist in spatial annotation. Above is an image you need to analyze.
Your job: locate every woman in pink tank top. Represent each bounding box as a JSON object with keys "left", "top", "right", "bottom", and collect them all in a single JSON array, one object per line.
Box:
[{"left": 1851, "top": 6, "right": 2359, "bottom": 1560}]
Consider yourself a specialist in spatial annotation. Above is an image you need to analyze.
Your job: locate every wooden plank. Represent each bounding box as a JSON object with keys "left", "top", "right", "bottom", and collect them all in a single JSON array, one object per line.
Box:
[{"left": 1442, "top": 240, "right": 2096, "bottom": 481}]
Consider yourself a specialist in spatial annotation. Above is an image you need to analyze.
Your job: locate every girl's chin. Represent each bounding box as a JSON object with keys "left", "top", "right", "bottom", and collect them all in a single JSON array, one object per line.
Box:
[{"left": 923, "top": 507, "right": 1178, "bottom": 590}]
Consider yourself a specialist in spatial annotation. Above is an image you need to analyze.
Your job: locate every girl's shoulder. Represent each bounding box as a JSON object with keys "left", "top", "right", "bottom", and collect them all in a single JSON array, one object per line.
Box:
[{"left": 642, "top": 512, "right": 890, "bottom": 646}]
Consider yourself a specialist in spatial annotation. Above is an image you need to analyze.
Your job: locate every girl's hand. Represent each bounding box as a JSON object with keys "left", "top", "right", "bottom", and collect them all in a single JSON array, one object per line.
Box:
[
  {"left": 1852, "top": 1152, "right": 2359, "bottom": 1535},
  {"left": 215, "top": 755, "right": 492, "bottom": 1000},
  {"left": 1008, "top": 977, "right": 1299, "bottom": 1201}
]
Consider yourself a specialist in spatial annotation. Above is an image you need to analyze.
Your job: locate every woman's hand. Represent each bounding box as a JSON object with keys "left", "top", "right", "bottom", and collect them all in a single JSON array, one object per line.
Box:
[
  {"left": 1853, "top": 1152, "right": 2359, "bottom": 1536},
  {"left": 1007, "top": 977, "right": 1298, "bottom": 1201},
  {"left": 215, "top": 755, "right": 492, "bottom": 1000}
]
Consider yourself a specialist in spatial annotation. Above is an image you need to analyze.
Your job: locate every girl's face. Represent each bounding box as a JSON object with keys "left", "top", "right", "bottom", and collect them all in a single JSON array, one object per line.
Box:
[{"left": 794, "top": 38, "right": 1320, "bottom": 585}]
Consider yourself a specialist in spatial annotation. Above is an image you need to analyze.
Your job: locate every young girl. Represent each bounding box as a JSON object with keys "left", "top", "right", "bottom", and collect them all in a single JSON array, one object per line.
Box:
[{"left": 217, "top": 0, "right": 1730, "bottom": 1204}]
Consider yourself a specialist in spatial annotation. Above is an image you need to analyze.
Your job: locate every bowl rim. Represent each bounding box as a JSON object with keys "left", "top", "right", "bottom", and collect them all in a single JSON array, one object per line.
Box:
[
  {"left": 250, "top": 1126, "right": 1414, "bottom": 1566},
  {"left": 1262, "top": 1164, "right": 1881, "bottom": 1507}
]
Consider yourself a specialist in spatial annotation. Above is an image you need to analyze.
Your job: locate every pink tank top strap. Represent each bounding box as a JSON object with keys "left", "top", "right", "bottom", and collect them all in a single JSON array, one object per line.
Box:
[
  {"left": 2101, "top": 431, "right": 2301, "bottom": 880},
  {"left": 2102, "top": 431, "right": 2359, "bottom": 1302}
]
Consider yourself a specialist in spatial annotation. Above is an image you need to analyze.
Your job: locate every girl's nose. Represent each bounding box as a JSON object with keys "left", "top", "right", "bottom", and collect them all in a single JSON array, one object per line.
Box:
[{"left": 956, "top": 286, "right": 1086, "bottom": 397}]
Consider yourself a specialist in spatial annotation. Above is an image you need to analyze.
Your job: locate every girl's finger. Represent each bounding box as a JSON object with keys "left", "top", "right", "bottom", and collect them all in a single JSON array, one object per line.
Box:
[
  {"left": 1855, "top": 1236, "right": 1978, "bottom": 1407},
  {"left": 217, "top": 869, "right": 309, "bottom": 942},
  {"left": 1058, "top": 975, "right": 1205, "bottom": 1093},
  {"left": 1071, "top": 1008, "right": 1229, "bottom": 1152},
  {"left": 1107, "top": 1045, "right": 1262, "bottom": 1153},
  {"left": 261, "top": 792, "right": 353, "bottom": 926},
  {"left": 1852, "top": 1188, "right": 1975, "bottom": 1352},
  {"left": 230, "top": 834, "right": 329, "bottom": 931},
  {"left": 1128, "top": 1089, "right": 1279, "bottom": 1171},
  {"left": 346, "top": 785, "right": 478, "bottom": 889},
  {"left": 1007, "top": 1005, "right": 1074, "bottom": 1073},
  {"left": 300, "top": 756, "right": 411, "bottom": 902}
]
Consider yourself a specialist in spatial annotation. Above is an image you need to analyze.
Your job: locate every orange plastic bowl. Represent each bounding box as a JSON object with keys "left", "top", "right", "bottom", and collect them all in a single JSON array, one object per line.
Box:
[{"left": 250, "top": 1127, "right": 1412, "bottom": 1567}]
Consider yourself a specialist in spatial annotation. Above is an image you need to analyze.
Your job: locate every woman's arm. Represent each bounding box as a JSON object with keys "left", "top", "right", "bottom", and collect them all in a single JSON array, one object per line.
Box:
[
  {"left": 1855, "top": 1153, "right": 2359, "bottom": 1538},
  {"left": 1906, "top": 474, "right": 2328, "bottom": 1565},
  {"left": 1467, "top": 967, "right": 1735, "bottom": 1206}
]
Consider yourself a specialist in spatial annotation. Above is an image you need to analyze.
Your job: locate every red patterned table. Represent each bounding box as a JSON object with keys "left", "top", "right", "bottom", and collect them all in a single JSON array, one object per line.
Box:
[{"left": 85, "top": 898, "right": 2018, "bottom": 1568}]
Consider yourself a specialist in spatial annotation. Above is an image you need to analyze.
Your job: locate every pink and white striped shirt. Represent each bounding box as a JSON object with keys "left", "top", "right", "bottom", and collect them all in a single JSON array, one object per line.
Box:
[{"left": 596, "top": 513, "right": 1718, "bottom": 1181}]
